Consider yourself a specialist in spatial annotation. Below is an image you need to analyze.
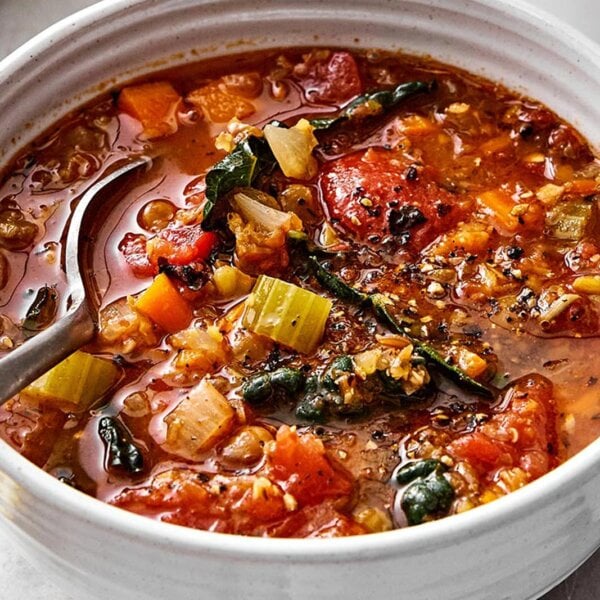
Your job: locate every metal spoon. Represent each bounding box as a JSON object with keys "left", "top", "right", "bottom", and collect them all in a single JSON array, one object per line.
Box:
[{"left": 0, "top": 156, "right": 151, "bottom": 405}]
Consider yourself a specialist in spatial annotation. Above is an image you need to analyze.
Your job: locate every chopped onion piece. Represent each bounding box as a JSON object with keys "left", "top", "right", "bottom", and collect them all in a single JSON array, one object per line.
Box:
[
  {"left": 539, "top": 293, "right": 581, "bottom": 324},
  {"left": 264, "top": 119, "right": 318, "bottom": 180},
  {"left": 163, "top": 379, "right": 235, "bottom": 460},
  {"left": 233, "top": 191, "right": 302, "bottom": 233}
]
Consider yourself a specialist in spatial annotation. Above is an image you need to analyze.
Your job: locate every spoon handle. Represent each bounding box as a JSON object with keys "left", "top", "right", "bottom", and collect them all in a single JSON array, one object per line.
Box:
[{"left": 0, "top": 302, "right": 94, "bottom": 405}]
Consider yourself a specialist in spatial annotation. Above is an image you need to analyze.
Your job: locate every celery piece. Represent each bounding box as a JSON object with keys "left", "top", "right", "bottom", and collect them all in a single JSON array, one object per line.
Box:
[
  {"left": 242, "top": 275, "right": 332, "bottom": 354},
  {"left": 546, "top": 201, "right": 594, "bottom": 241},
  {"left": 23, "top": 350, "right": 119, "bottom": 410}
]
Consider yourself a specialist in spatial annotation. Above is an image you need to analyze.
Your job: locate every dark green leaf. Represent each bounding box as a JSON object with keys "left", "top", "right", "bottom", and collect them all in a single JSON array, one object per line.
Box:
[
  {"left": 395, "top": 459, "right": 444, "bottom": 484},
  {"left": 370, "top": 293, "right": 492, "bottom": 397},
  {"left": 242, "top": 367, "right": 306, "bottom": 403},
  {"left": 308, "top": 255, "right": 369, "bottom": 304},
  {"left": 413, "top": 341, "right": 493, "bottom": 399},
  {"left": 242, "top": 374, "right": 273, "bottom": 404},
  {"left": 98, "top": 416, "right": 144, "bottom": 475},
  {"left": 370, "top": 293, "right": 414, "bottom": 332},
  {"left": 295, "top": 393, "right": 326, "bottom": 422},
  {"left": 401, "top": 473, "right": 455, "bottom": 525},
  {"left": 322, "top": 355, "right": 354, "bottom": 391},
  {"left": 202, "top": 136, "right": 277, "bottom": 230},
  {"left": 304, "top": 373, "right": 319, "bottom": 394},
  {"left": 309, "top": 258, "right": 494, "bottom": 399},
  {"left": 269, "top": 367, "right": 305, "bottom": 394},
  {"left": 310, "top": 80, "right": 434, "bottom": 131}
]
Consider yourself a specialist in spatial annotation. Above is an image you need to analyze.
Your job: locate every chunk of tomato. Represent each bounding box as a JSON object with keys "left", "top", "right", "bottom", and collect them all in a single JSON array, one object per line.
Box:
[
  {"left": 449, "top": 374, "right": 557, "bottom": 481},
  {"left": 119, "top": 232, "right": 156, "bottom": 278},
  {"left": 319, "top": 148, "right": 467, "bottom": 248},
  {"left": 295, "top": 51, "right": 363, "bottom": 104},
  {"left": 268, "top": 502, "right": 367, "bottom": 538},
  {"left": 265, "top": 425, "right": 354, "bottom": 506},
  {"left": 146, "top": 226, "right": 218, "bottom": 267},
  {"left": 110, "top": 470, "right": 289, "bottom": 535}
]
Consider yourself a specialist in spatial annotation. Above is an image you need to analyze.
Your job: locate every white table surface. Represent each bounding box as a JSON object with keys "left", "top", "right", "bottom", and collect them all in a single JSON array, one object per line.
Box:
[{"left": 0, "top": 1, "right": 599, "bottom": 598}]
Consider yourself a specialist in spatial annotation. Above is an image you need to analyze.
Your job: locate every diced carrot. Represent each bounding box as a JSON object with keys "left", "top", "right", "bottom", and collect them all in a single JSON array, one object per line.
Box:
[
  {"left": 187, "top": 83, "right": 255, "bottom": 123},
  {"left": 118, "top": 81, "right": 181, "bottom": 139},
  {"left": 554, "top": 164, "right": 574, "bottom": 183},
  {"left": 434, "top": 222, "right": 490, "bottom": 255},
  {"left": 480, "top": 134, "right": 512, "bottom": 155},
  {"left": 397, "top": 114, "right": 437, "bottom": 136},
  {"left": 566, "top": 179, "right": 600, "bottom": 195},
  {"left": 454, "top": 347, "right": 488, "bottom": 378},
  {"left": 134, "top": 273, "right": 192, "bottom": 333},
  {"left": 477, "top": 189, "right": 519, "bottom": 233}
]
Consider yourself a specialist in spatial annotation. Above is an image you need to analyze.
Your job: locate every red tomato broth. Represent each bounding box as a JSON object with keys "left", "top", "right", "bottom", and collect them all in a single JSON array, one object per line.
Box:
[{"left": 0, "top": 47, "right": 599, "bottom": 536}]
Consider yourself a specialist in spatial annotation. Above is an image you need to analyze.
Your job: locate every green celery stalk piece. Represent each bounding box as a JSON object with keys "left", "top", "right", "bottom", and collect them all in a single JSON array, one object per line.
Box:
[
  {"left": 242, "top": 275, "right": 332, "bottom": 354},
  {"left": 23, "top": 350, "right": 119, "bottom": 409}
]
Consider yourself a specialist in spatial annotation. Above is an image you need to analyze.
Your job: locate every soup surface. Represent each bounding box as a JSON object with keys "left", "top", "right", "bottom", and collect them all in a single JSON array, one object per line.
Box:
[{"left": 1, "top": 48, "right": 599, "bottom": 537}]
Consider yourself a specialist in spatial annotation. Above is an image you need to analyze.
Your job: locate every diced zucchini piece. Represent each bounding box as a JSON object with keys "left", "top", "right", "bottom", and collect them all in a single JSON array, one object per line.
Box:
[
  {"left": 23, "top": 350, "right": 119, "bottom": 410},
  {"left": 163, "top": 379, "right": 235, "bottom": 460},
  {"left": 242, "top": 275, "right": 332, "bottom": 354}
]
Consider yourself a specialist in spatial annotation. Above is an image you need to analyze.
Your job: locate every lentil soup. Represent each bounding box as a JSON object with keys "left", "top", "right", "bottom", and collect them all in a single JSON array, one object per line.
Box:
[{"left": 1, "top": 48, "right": 599, "bottom": 536}]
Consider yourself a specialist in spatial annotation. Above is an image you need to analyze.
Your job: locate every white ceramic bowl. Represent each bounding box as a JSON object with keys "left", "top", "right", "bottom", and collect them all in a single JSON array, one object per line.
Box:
[{"left": 1, "top": 1, "right": 600, "bottom": 599}]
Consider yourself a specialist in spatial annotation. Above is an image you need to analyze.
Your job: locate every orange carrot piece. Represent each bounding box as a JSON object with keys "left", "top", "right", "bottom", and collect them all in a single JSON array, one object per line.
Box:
[
  {"left": 454, "top": 347, "right": 488, "bottom": 378},
  {"left": 480, "top": 134, "right": 512, "bottom": 155},
  {"left": 567, "top": 179, "right": 600, "bottom": 195},
  {"left": 477, "top": 190, "right": 519, "bottom": 233},
  {"left": 435, "top": 222, "right": 490, "bottom": 255},
  {"left": 134, "top": 273, "right": 192, "bottom": 333},
  {"left": 186, "top": 83, "right": 255, "bottom": 123},
  {"left": 118, "top": 82, "right": 181, "bottom": 139},
  {"left": 397, "top": 114, "right": 437, "bottom": 136}
]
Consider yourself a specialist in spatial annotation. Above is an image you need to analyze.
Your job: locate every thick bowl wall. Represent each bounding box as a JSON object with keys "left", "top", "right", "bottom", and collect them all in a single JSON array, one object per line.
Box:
[{"left": 1, "top": 1, "right": 600, "bottom": 599}]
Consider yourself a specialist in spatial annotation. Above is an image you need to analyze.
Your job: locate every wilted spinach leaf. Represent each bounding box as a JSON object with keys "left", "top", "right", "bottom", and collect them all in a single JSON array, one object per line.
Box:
[
  {"left": 310, "top": 80, "right": 434, "bottom": 130},
  {"left": 98, "top": 416, "right": 144, "bottom": 475},
  {"left": 202, "top": 136, "right": 277, "bottom": 230}
]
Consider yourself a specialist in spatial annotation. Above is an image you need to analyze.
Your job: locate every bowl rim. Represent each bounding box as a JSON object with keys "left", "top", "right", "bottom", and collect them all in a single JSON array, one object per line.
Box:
[{"left": 2, "top": 0, "right": 600, "bottom": 560}]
